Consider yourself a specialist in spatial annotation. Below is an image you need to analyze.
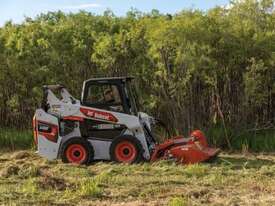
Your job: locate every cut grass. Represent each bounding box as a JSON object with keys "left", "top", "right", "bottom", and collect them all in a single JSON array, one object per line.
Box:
[
  {"left": 78, "top": 179, "right": 103, "bottom": 198},
  {"left": 168, "top": 197, "right": 187, "bottom": 206},
  {"left": 21, "top": 178, "right": 38, "bottom": 196},
  {"left": 0, "top": 150, "right": 275, "bottom": 205}
]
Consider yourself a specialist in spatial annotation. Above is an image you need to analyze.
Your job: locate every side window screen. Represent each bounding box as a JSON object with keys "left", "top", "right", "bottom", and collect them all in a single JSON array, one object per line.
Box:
[{"left": 85, "top": 84, "right": 123, "bottom": 112}]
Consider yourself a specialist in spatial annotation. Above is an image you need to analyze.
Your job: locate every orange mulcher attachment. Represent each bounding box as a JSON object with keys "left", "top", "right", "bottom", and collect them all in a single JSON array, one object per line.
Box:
[{"left": 150, "top": 130, "right": 220, "bottom": 164}]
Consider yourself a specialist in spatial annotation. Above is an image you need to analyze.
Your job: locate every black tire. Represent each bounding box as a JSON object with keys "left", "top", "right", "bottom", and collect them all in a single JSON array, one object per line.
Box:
[
  {"left": 205, "top": 155, "right": 219, "bottom": 163},
  {"left": 110, "top": 135, "right": 144, "bottom": 164},
  {"left": 61, "top": 137, "right": 94, "bottom": 164}
]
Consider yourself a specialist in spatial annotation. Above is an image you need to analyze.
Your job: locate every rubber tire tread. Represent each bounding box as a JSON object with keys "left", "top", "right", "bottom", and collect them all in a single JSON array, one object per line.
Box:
[
  {"left": 110, "top": 135, "right": 144, "bottom": 164},
  {"left": 61, "top": 137, "right": 94, "bottom": 165}
]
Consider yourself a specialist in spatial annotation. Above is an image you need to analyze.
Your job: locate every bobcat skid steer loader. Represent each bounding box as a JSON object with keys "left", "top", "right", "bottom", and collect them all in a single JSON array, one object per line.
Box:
[{"left": 33, "top": 77, "right": 220, "bottom": 164}]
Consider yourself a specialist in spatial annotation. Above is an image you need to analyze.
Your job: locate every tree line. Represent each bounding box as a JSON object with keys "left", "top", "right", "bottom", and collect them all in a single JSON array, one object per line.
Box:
[{"left": 0, "top": 0, "right": 274, "bottom": 143}]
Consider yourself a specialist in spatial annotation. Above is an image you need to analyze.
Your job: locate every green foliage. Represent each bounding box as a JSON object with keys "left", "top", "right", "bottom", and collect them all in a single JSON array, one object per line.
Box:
[
  {"left": 230, "top": 129, "right": 275, "bottom": 152},
  {"left": 244, "top": 58, "right": 272, "bottom": 108},
  {"left": 206, "top": 126, "right": 275, "bottom": 152},
  {"left": 0, "top": 128, "right": 33, "bottom": 150},
  {"left": 0, "top": 0, "right": 274, "bottom": 150}
]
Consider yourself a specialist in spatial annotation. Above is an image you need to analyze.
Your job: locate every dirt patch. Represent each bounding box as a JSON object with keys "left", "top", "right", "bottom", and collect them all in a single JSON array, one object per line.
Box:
[
  {"left": 81, "top": 199, "right": 167, "bottom": 206},
  {"left": 38, "top": 175, "right": 71, "bottom": 191},
  {"left": 187, "top": 188, "right": 209, "bottom": 199},
  {"left": 12, "top": 151, "right": 31, "bottom": 159},
  {"left": 0, "top": 158, "right": 9, "bottom": 162}
]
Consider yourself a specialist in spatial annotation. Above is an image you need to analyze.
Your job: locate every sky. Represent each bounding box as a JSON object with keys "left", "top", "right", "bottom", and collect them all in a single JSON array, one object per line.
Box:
[{"left": 0, "top": 0, "right": 230, "bottom": 26}]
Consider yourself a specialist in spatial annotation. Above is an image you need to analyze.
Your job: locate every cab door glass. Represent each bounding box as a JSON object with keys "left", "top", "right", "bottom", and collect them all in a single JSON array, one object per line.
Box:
[{"left": 85, "top": 84, "right": 124, "bottom": 113}]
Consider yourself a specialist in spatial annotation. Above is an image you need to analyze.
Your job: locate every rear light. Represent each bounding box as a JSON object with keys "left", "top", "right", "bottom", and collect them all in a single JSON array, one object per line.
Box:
[
  {"left": 37, "top": 121, "right": 59, "bottom": 143},
  {"left": 32, "top": 116, "right": 38, "bottom": 145}
]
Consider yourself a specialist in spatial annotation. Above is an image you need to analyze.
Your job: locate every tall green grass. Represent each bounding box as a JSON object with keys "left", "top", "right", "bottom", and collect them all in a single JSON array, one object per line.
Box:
[
  {"left": 206, "top": 126, "right": 275, "bottom": 152},
  {"left": 0, "top": 128, "right": 33, "bottom": 150},
  {"left": 230, "top": 130, "right": 275, "bottom": 152},
  {"left": 0, "top": 127, "right": 274, "bottom": 152}
]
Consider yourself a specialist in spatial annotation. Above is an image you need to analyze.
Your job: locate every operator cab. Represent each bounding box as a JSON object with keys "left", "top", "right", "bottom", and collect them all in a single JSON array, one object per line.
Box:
[{"left": 81, "top": 77, "right": 139, "bottom": 115}]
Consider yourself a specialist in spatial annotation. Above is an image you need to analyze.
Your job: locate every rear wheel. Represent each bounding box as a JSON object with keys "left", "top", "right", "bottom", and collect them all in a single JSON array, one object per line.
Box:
[
  {"left": 61, "top": 138, "right": 94, "bottom": 164},
  {"left": 110, "top": 135, "right": 143, "bottom": 164}
]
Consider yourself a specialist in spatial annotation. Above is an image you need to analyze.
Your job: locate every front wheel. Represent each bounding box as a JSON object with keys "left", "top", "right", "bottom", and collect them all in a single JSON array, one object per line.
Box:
[
  {"left": 110, "top": 135, "right": 143, "bottom": 164},
  {"left": 61, "top": 138, "right": 94, "bottom": 164}
]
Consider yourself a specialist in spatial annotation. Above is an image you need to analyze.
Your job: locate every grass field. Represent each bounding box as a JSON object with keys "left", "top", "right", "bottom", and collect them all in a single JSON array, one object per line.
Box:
[
  {"left": 0, "top": 128, "right": 275, "bottom": 205},
  {"left": 0, "top": 150, "right": 275, "bottom": 205}
]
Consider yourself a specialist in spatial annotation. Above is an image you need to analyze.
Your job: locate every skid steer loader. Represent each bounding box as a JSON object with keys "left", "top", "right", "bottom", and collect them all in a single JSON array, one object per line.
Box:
[{"left": 32, "top": 77, "right": 219, "bottom": 164}]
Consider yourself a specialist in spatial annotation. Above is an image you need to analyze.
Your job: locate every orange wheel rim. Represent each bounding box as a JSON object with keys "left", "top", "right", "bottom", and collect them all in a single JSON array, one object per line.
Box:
[
  {"left": 115, "top": 141, "right": 137, "bottom": 163},
  {"left": 66, "top": 144, "right": 87, "bottom": 163}
]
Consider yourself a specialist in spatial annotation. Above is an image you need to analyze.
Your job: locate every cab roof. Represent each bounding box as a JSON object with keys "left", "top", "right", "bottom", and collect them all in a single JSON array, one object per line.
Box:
[{"left": 84, "top": 76, "right": 134, "bottom": 84}]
